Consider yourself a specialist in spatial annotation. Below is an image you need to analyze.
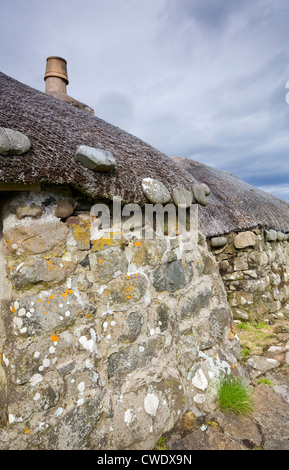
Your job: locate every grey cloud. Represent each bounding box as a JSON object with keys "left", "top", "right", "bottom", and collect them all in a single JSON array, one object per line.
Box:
[{"left": 95, "top": 91, "right": 135, "bottom": 129}]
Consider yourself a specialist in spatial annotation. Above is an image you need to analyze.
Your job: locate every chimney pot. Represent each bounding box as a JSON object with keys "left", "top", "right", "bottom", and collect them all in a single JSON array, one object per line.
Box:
[{"left": 44, "top": 56, "right": 69, "bottom": 95}]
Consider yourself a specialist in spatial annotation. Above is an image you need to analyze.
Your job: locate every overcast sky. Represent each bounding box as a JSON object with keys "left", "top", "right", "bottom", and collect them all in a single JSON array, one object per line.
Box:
[{"left": 1, "top": 0, "right": 289, "bottom": 200}]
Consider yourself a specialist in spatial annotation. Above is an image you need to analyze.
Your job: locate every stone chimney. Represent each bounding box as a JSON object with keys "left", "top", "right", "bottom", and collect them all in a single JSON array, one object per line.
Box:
[
  {"left": 44, "top": 56, "right": 94, "bottom": 114},
  {"left": 44, "top": 56, "right": 69, "bottom": 95}
]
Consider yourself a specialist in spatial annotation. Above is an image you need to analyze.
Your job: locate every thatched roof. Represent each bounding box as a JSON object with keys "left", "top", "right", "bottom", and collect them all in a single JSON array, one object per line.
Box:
[
  {"left": 0, "top": 72, "right": 196, "bottom": 205},
  {"left": 172, "top": 156, "right": 289, "bottom": 238}
]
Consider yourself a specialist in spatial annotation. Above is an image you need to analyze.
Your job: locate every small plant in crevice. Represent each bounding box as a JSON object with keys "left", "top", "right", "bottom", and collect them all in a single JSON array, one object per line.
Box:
[
  {"left": 255, "top": 377, "right": 273, "bottom": 386},
  {"left": 218, "top": 373, "right": 254, "bottom": 416},
  {"left": 154, "top": 435, "right": 169, "bottom": 451}
]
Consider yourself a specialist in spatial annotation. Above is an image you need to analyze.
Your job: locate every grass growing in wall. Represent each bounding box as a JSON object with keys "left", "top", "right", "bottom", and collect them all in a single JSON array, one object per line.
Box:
[{"left": 218, "top": 374, "right": 254, "bottom": 416}]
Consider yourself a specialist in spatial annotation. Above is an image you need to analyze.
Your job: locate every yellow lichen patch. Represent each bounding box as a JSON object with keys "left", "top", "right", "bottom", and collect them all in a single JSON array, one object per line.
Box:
[{"left": 91, "top": 232, "right": 126, "bottom": 252}]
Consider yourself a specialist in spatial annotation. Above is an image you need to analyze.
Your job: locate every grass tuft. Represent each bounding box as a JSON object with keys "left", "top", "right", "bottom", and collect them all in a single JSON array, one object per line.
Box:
[{"left": 218, "top": 374, "right": 254, "bottom": 415}]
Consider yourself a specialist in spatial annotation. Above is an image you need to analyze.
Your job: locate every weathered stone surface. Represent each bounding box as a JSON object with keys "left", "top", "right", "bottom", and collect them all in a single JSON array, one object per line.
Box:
[
  {"left": 245, "top": 355, "right": 280, "bottom": 378},
  {"left": 192, "top": 183, "right": 207, "bottom": 206},
  {"left": 211, "top": 237, "right": 228, "bottom": 248},
  {"left": 172, "top": 186, "right": 193, "bottom": 207},
  {"left": 118, "top": 311, "right": 143, "bottom": 342},
  {"left": 234, "top": 231, "right": 256, "bottom": 249},
  {"left": 179, "top": 281, "right": 212, "bottom": 319},
  {"left": 265, "top": 229, "right": 277, "bottom": 241},
  {"left": 74, "top": 145, "right": 116, "bottom": 171},
  {"left": 4, "top": 219, "right": 69, "bottom": 256},
  {"left": 96, "top": 273, "right": 148, "bottom": 310},
  {"left": 14, "top": 204, "right": 43, "bottom": 220},
  {"left": 108, "top": 340, "right": 156, "bottom": 378},
  {"left": 0, "top": 190, "right": 241, "bottom": 451},
  {"left": 153, "top": 260, "right": 193, "bottom": 292},
  {"left": 7, "top": 288, "right": 79, "bottom": 338},
  {"left": 200, "top": 183, "right": 211, "bottom": 196},
  {"left": 131, "top": 239, "right": 167, "bottom": 267},
  {"left": 66, "top": 215, "right": 91, "bottom": 250},
  {"left": 89, "top": 249, "right": 128, "bottom": 283},
  {"left": 54, "top": 199, "right": 75, "bottom": 219},
  {"left": 0, "top": 127, "right": 31, "bottom": 155},
  {"left": 9, "top": 257, "right": 75, "bottom": 290},
  {"left": 142, "top": 178, "right": 171, "bottom": 204}
]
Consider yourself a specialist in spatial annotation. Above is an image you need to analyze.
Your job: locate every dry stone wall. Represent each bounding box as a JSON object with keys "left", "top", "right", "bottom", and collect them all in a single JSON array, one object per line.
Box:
[
  {"left": 0, "top": 190, "right": 241, "bottom": 450},
  {"left": 209, "top": 229, "right": 289, "bottom": 323}
]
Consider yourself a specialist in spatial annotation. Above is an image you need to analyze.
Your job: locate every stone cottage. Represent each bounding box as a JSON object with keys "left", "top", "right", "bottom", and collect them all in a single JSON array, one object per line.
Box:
[
  {"left": 172, "top": 157, "right": 289, "bottom": 323},
  {"left": 0, "top": 58, "right": 275, "bottom": 450}
]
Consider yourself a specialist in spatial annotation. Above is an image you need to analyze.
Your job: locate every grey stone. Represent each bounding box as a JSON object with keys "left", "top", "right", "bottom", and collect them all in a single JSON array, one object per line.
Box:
[
  {"left": 172, "top": 186, "right": 193, "bottom": 208},
  {"left": 180, "top": 283, "right": 212, "bottom": 319},
  {"left": 10, "top": 256, "right": 75, "bottom": 290},
  {"left": 192, "top": 184, "right": 207, "bottom": 206},
  {"left": 198, "top": 231, "right": 207, "bottom": 245},
  {"left": 200, "top": 183, "right": 211, "bottom": 196},
  {"left": 142, "top": 178, "right": 171, "bottom": 204},
  {"left": 15, "top": 204, "right": 43, "bottom": 220},
  {"left": 269, "top": 301, "right": 281, "bottom": 313},
  {"left": 74, "top": 145, "right": 116, "bottom": 171},
  {"left": 265, "top": 229, "right": 277, "bottom": 242},
  {"left": 277, "top": 232, "right": 285, "bottom": 241},
  {"left": 0, "top": 127, "right": 31, "bottom": 155},
  {"left": 108, "top": 340, "right": 156, "bottom": 378},
  {"left": 153, "top": 260, "right": 193, "bottom": 292},
  {"left": 118, "top": 311, "right": 143, "bottom": 342},
  {"left": 54, "top": 199, "right": 75, "bottom": 219},
  {"left": 210, "top": 237, "right": 228, "bottom": 248},
  {"left": 156, "top": 304, "right": 169, "bottom": 331},
  {"left": 245, "top": 355, "right": 280, "bottom": 378}
]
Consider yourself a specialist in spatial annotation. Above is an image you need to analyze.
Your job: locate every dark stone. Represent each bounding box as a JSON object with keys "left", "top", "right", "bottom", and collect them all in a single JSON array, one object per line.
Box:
[
  {"left": 157, "top": 304, "right": 169, "bottom": 331},
  {"left": 118, "top": 311, "right": 143, "bottom": 342},
  {"left": 42, "top": 196, "right": 57, "bottom": 207},
  {"left": 108, "top": 340, "right": 155, "bottom": 379},
  {"left": 80, "top": 254, "right": 90, "bottom": 269},
  {"left": 153, "top": 260, "right": 193, "bottom": 293},
  {"left": 54, "top": 199, "right": 75, "bottom": 219},
  {"left": 180, "top": 286, "right": 212, "bottom": 320}
]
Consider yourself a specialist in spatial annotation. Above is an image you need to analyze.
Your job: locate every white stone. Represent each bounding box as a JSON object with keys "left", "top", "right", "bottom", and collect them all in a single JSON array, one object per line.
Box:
[
  {"left": 191, "top": 368, "right": 208, "bottom": 391},
  {"left": 78, "top": 382, "right": 85, "bottom": 394},
  {"left": 124, "top": 409, "right": 135, "bottom": 426},
  {"left": 9, "top": 414, "right": 16, "bottom": 424},
  {"left": 144, "top": 393, "right": 159, "bottom": 416},
  {"left": 30, "top": 373, "right": 43, "bottom": 386},
  {"left": 194, "top": 394, "right": 206, "bottom": 404}
]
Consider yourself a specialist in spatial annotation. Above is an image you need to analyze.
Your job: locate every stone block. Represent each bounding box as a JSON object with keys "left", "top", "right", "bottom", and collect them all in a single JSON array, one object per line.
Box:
[
  {"left": 54, "top": 199, "right": 75, "bottom": 219},
  {"left": 14, "top": 204, "right": 43, "bottom": 220},
  {"left": 0, "top": 127, "right": 31, "bottom": 155},
  {"left": 142, "top": 178, "right": 171, "bottom": 204},
  {"left": 234, "top": 231, "right": 256, "bottom": 249},
  {"left": 153, "top": 260, "right": 193, "bottom": 293},
  {"left": 74, "top": 145, "right": 116, "bottom": 172},
  {"left": 4, "top": 220, "right": 69, "bottom": 256},
  {"left": 108, "top": 340, "right": 156, "bottom": 378}
]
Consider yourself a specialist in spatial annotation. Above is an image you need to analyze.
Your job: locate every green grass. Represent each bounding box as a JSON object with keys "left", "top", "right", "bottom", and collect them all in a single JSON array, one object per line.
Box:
[
  {"left": 241, "top": 348, "right": 251, "bottom": 358},
  {"left": 255, "top": 377, "right": 273, "bottom": 386},
  {"left": 218, "top": 374, "right": 254, "bottom": 415}
]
